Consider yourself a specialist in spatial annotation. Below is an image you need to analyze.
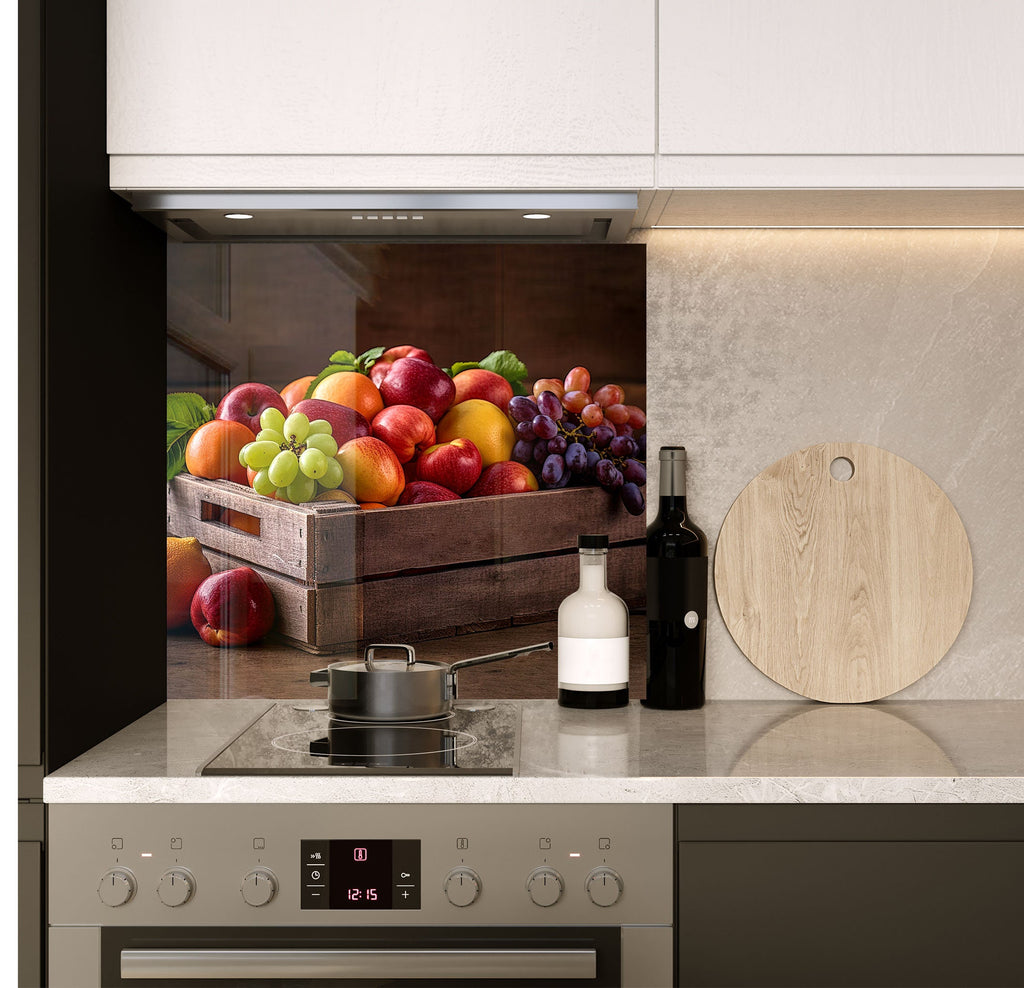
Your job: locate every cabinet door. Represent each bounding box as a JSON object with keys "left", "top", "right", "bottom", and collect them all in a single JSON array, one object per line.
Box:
[
  {"left": 109, "top": 0, "right": 655, "bottom": 157},
  {"left": 659, "top": 0, "right": 1024, "bottom": 155},
  {"left": 677, "top": 839, "right": 1024, "bottom": 987}
]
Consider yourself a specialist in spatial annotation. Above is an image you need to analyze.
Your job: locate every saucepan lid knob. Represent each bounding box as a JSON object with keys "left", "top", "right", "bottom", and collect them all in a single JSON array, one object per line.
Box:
[{"left": 364, "top": 643, "right": 417, "bottom": 671}]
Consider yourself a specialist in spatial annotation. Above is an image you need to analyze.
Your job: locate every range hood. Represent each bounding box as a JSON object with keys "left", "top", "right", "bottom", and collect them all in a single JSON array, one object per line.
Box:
[{"left": 118, "top": 191, "right": 639, "bottom": 243}]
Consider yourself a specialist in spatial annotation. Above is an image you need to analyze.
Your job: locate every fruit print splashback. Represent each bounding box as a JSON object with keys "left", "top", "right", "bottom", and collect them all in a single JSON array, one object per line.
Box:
[{"left": 166, "top": 243, "right": 647, "bottom": 698}]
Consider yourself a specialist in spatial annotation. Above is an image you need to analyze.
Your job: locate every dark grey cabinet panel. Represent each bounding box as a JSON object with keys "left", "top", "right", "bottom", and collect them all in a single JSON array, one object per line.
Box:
[{"left": 676, "top": 807, "right": 1024, "bottom": 988}]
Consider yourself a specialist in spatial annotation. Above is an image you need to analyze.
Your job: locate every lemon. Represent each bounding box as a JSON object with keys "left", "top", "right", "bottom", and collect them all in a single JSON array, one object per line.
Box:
[{"left": 436, "top": 399, "right": 515, "bottom": 468}]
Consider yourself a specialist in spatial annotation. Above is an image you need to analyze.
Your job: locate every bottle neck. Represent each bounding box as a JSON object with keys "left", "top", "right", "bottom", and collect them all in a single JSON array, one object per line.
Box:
[
  {"left": 578, "top": 550, "right": 608, "bottom": 591},
  {"left": 659, "top": 457, "right": 687, "bottom": 499}
]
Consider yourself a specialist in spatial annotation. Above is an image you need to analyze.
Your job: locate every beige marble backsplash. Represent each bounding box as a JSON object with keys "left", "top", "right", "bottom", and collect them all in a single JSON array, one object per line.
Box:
[{"left": 636, "top": 228, "right": 1024, "bottom": 699}]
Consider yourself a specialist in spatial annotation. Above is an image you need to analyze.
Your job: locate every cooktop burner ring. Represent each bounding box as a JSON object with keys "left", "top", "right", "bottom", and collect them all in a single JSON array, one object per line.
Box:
[{"left": 270, "top": 724, "right": 479, "bottom": 759}]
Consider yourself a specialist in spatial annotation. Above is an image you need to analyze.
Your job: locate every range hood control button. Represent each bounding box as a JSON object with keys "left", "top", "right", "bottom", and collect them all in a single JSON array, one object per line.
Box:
[
  {"left": 157, "top": 868, "right": 196, "bottom": 907},
  {"left": 585, "top": 867, "right": 623, "bottom": 907},
  {"left": 97, "top": 868, "right": 136, "bottom": 907},
  {"left": 526, "top": 867, "right": 564, "bottom": 907},
  {"left": 241, "top": 867, "right": 278, "bottom": 907},
  {"left": 443, "top": 867, "right": 481, "bottom": 907}
]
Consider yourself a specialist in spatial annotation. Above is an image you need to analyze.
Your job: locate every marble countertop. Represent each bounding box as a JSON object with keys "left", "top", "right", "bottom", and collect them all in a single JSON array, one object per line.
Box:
[{"left": 43, "top": 699, "right": 1024, "bottom": 804}]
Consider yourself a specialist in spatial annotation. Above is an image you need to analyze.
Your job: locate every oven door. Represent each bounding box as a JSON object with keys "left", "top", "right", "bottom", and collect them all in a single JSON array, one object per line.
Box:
[{"left": 99, "top": 926, "right": 623, "bottom": 987}]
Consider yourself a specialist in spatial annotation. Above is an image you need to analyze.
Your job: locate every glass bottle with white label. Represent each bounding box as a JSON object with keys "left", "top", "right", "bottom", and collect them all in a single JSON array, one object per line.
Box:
[{"left": 557, "top": 534, "right": 630, "bottom": 708}]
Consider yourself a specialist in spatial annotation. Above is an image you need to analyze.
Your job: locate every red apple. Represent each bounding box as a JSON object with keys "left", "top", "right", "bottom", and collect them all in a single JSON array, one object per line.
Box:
[
  {"left": 398, "top": 481, "right": 461, "bottom": 505},
  {"left": 216, "top": 383, "right": 288, "bottom": 435},
  {"left": 466, "top": 461, "right": 539, "bottom": 498},
  {"left": 378, "top": 357, "right": 456, "bottom": 422},
  {"left": 416, "top": 438, "right": 483, "bottom": 495},
  {"left": 383, "top": 344, "right": 433, "bottom": 364},
  {"left": 451, "top": 368, "right": 514, "bottom": 410},
  {"left": 371, "top": 405, "right": 436, "bottom": 463},
  {"left": 290, "top": 398, "right": 371, "bottom": 446},
  {"left": 190, "top": 566, "right": 276, "bottom": 647},
  {"left": 369, "top": 345, "right": 433, "bottom": 389}
]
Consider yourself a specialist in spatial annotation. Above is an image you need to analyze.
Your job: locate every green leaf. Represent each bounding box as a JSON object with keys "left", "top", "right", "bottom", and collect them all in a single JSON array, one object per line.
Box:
[
  {"left": 166, "top": 392, "right": 215, "bottom": 431},
  {"left": 166, "top": 429, "right": 192, "bottom": 481},
  {"left": 450, "top": 361, "right": 480, "bottom": 376},
  {"left": 166, "top": 393, "right": 215, "bottom": 480},
  {"left": 329, "top": 350, "right": 356, "bottom": 365},
  {"left": 478, "top": 350, "right": 528, "bottom": 389},
  {"left": 355, "top": 345, "right": 386, "bottom": 375}
]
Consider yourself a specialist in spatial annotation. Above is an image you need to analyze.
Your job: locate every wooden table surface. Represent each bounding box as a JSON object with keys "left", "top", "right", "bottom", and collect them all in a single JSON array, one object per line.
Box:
[{"left": 168, "top": 616, "right": 650, "bottom": 701}]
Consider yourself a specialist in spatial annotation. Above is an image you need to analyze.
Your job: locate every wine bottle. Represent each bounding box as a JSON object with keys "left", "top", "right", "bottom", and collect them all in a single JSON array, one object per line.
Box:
[
  {"left": 557, "top": 534, "right": 630, "bottom": 708},
  {"left": 642, "top": 447, "right": 708, "bottom": 709}
]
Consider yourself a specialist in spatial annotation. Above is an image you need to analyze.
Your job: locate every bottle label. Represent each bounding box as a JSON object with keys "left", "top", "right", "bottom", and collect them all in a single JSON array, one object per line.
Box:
[
  {"left": 557, "top": 637, "right": 629, "bottom": 690},
  {"left": 647, "top": 557, "right": 708, "bottom": 622}
]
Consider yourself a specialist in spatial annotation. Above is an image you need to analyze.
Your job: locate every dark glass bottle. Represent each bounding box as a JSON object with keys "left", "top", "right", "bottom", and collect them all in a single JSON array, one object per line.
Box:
[{"left": 642, "top": 447, "right": 708, "bottom": 709}]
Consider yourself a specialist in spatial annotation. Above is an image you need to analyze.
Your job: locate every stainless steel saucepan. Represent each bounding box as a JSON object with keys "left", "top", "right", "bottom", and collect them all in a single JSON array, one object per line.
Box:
[{"left": 310, "top": 641, "right": 554, "bottom": 722}]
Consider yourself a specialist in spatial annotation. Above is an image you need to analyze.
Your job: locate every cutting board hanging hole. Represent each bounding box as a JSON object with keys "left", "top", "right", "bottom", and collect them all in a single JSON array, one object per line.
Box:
[{"left": 829, "top": 456, "right": 854, "bottom": 482}]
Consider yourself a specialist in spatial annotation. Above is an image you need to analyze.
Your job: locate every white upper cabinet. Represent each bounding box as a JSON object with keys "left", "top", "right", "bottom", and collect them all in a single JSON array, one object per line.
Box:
[
  {"left": 108, "top": 0, "right": 655, "bottom": 158},
  {"left": 656, "top": 0, "right": 1024, "bottom": 189},
  {"left": 659, "top": 0, "right": 1024, "bottom": 155}
]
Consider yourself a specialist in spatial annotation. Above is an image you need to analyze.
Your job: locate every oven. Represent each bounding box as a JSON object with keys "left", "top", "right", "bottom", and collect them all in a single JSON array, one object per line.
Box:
[{"left": 48, "top": 803, "right": 673, "bottom": 987}]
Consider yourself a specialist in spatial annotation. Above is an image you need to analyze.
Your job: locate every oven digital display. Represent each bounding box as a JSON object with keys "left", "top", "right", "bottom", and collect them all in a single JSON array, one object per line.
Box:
[{"left": 300, "top": 839, "right": 420, "bottom": 909}]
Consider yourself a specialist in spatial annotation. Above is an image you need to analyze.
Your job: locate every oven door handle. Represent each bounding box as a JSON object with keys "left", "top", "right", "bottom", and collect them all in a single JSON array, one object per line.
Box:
[{"left": 121, "top": 947, "right": 598, "bottom": 980}]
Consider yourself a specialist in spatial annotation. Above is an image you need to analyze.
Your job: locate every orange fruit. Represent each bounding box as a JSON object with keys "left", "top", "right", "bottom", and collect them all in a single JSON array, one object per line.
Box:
[
  {"left": 311, "top": 371, "right": 384, "bottom": 422},
  {"left": 435, "top": 399, "right": 515, "bottom": 469},
  {"left": 185, "top": 419, "right": 255, "bottom": 485},
  {"left": 336, "top": 436, "right": 405, "bottom": 506},
  {"left": 167, "top": 536, "right": 212, "bottom": 629},
  {"left": 221, "top": 509, "right": 261, "bottom": 535},
  {"left": 359, "top": 502, "right": 388, "bottom": 510},
  {"left": 280, "top": 375, "right": 315, "bottom": 409}
]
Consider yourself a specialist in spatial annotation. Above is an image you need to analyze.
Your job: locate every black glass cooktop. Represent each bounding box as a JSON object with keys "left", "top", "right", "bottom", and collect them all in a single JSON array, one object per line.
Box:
[{"left": 201, "top": 701, "right": 520, "bottom": 776}]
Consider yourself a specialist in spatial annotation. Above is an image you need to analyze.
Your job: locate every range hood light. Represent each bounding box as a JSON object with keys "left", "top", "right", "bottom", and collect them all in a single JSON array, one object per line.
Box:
[{"left": 127, "top": 192, "right": 637, "bottom": 241}]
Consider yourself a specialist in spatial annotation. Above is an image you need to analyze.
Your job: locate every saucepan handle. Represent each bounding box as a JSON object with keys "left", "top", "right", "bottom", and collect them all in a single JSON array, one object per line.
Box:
[
  {"left": 447, "top": 641, "right": 554, "bottom": 677},
  {"left": 309, "top": 668, "right": 329, "bottom": 687}
]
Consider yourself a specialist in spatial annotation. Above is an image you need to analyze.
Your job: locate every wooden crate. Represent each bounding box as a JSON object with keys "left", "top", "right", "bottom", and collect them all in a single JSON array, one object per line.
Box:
[{"left": 168, "top": 473, "right": 645, "bottom": 653}]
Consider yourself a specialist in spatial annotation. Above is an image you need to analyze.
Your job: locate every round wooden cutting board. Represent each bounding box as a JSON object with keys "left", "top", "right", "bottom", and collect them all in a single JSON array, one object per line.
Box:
[{"left": 714, "top": 442, "right": 972, "bottom": 703}]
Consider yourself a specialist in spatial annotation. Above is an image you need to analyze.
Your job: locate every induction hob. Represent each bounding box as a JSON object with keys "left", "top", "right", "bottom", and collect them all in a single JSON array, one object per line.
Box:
[{"left": 201, "top": 701, "right": 520, "bottom": 775}]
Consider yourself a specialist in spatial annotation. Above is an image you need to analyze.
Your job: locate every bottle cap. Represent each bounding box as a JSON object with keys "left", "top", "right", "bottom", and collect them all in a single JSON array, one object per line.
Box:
[
  {"left": 659, "top": 446, "right": 687, "bottom": 461},
  {"left": 578, "top": 534, "right": 608, "bottom": 549}
]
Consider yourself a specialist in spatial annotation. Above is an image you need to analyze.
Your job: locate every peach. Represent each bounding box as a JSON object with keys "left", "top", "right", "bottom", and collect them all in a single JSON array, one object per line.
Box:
[
  {"left": 336, "top": 436, "right": 405, "bottom": 506},
  {"left": 451, "top": 368, "right": 514, "bottom": 410}
]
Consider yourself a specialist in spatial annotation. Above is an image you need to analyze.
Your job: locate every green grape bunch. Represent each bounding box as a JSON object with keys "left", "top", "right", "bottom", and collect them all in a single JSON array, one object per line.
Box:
[{"left": 237, "top": 409, "right": 344, "bottom": 504}]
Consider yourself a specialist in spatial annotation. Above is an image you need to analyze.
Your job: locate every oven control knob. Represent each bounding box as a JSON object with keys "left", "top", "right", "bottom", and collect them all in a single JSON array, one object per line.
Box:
[
  {"left": 97, "top": 868, "right": 136, "bottom": 907},
  {"left": 585, "top": 867, "right": 623, "bottom": 907},
  {"left": 444, "top": 867, "right": 481, "bottom": 907},
  {"left": 157, "top": 868, "right": 196, "bottom": 907},
  {"left": 526, "top": 867, "right": 564, "bottom": 907},
  {"left": 241, "top": 867, "right": 278, "bottom": 907}
]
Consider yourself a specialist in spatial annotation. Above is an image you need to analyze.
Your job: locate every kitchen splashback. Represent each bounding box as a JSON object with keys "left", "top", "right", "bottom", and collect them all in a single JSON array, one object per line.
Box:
[{"left": 639, "top": 228, "right": 1024, "bottom": 700}]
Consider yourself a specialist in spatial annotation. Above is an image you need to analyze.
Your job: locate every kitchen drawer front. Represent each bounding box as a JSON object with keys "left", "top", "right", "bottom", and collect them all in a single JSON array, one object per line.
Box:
[{"left": 675, "top": 806, "right": 1024, "bottom": 988}]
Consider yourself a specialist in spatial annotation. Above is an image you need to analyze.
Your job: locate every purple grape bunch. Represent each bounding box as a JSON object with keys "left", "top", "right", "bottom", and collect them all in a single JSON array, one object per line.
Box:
[{"left": 507, "top": 390, "right": 647, "bottom": 515}]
